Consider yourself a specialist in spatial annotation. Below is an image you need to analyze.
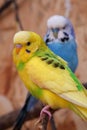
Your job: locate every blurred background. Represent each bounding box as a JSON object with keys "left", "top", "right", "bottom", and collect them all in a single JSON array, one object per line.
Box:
[{"left": 0, "top": 0, "right": 87, "bottom": 130}]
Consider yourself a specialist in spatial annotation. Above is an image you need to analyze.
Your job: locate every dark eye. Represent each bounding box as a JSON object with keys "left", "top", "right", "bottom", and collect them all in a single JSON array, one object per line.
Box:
[
  {"left": 63, "top": 26, "right": 66, "bottom": 29},
  {"left": 27, "top": 42, "right": 31, "bottom": 46}
]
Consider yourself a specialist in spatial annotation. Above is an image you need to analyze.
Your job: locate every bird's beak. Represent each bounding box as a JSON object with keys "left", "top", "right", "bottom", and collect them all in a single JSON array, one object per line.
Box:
[
  {"left": 53, "top": 32, "right": 58, "bottom": 38},
  {"left": 15, "top": 44, "right": 22, "bottom": 54}
]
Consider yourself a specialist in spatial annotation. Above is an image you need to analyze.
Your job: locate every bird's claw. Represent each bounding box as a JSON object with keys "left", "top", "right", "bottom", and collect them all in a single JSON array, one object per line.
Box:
[
  {"left": 40, "top": 105, "right": 52, "bottom": 120},
  {"left": 35, "top": 105, "right": 52, "bottom": 126}
]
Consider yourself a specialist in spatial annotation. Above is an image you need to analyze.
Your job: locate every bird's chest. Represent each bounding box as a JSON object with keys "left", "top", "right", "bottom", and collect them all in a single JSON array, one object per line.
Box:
[
  {"left": 18, "top": 64, "right": 44, "bottom": 99},
  {"left": 47, "top": 42, "right": 74, "bottom": 61}
]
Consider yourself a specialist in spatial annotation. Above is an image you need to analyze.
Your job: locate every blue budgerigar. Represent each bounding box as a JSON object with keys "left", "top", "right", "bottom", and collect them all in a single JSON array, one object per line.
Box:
[
  {"left": 44, "top": 15, "right": 78, "bottom": 72},
  {"left": 13, "top": 15, "right": 78, "bottom": 130}
]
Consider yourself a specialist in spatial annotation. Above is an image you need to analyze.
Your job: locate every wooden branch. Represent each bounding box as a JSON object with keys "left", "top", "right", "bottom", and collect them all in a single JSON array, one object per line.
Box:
[
  {"left": 13, "top": 0, "right": 24, "bottom": 30},
  {"left": 50, "top": 117, "right": 57, "bottom": 130},
  {"left": 41, "top": 114, "right": 49, "bottom": 130},
  {"left": 35, "top": 108, "right": 56, "bottom": 130},
  {"left": 0, "top": 102, "right": 43, "bottom": 130},
  {"left": 0, "top": 0, "right": 13, "bottom": 14},
  {"left": 0, "top": 0, "right": 24, "bottom": 30},
  {"left": 0, "top": 109, "right": 20, "bottom": 130}
]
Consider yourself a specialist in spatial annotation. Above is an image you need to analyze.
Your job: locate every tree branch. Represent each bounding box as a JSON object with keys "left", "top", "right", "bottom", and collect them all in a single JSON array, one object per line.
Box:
[
  {"left": 0, "top": 101, "right": 43, "bottom": 130},
  {"left": 0, "top": 0, "right": 13, "bottom": 14},
  {"left": 13, "top": 0, "right": 24, "bottom": 30},
  {"left": 0, "top": 0, "right": 24, "bottom": 30},
  {"left": 40, "top": 109, "right": 56, "bottom": 130},
  {"left": 40, "top": 114, "right": 49, "bottom": 130}
]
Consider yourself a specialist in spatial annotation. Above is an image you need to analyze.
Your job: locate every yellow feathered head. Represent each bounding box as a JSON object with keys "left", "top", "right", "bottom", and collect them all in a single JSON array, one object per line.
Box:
[{"left": 13, "top": 31, "right": 46, "bottom": 65}]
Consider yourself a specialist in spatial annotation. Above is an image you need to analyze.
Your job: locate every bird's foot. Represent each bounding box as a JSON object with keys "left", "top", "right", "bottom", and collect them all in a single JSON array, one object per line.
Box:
[
  {"left": 35, "top": 105, "right": 52, "bottom": 126},
  {"left": 40, "top": 105, "right": 52, "bottom": 120}
]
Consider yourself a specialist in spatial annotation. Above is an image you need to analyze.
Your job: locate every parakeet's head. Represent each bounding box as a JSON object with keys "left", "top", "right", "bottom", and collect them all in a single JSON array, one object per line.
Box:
[
  {"left": 13, "top": 31, "right": 46, "bottom": 65},
  {"left": 44, "top": 15, "right": 75, "bottom": 43}
]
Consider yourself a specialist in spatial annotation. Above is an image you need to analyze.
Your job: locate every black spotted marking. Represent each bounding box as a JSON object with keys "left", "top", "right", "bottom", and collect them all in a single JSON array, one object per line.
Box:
[
  {"left": 41, "top": 57, "right": 48, "bottom": 61},
  {"left": 26, "top": 49, "right": 31, "bottom": 53},
  {"left": 45, "top": 53, "right": 50, "bottom": 57},
  {"left": 61, "top": 38, "right": 65, "bottom": 42},
  {"left": 63, "top": 32, "right": 68, "bottom": 36},
  {"left": 46, "top": 59, "right": 54, "bottom": 64},
  {"left": 52, "top": 62, "right": 65, "bottom": 69},
  {"left": 45, "top": 38, "right": 50, "bottom": 43},
  {"left": 65, "top": 37, "right": 69, "bottom": 41},
  {"left": 38, "top": 52, "right": 65, "bottom": 69},
  {"left": 60, "top": 65, "right": 65, "bottom": 69},
  {"left": 53, "top": 62, "right": 59, "bottom": 68}
]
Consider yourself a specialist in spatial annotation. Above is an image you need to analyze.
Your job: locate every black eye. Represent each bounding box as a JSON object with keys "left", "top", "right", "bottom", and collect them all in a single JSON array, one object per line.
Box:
[
  {"left": 27, "top": 42, "right": 31, "bottom": 46},
  {"left": 63, "top": 26, "right": 66, "bottom": 29}
]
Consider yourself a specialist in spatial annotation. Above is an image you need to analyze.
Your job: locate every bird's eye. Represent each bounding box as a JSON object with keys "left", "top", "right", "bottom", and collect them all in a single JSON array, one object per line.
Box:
[
  {"left": 27, "top": 42, "right": 31, "bottom": 46},
  {"left": 63, "top": 26, "right": 66, "bottom": 29}
]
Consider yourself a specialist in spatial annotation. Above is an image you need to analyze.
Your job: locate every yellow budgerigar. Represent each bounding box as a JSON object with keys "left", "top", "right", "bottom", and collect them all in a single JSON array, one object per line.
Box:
[{"left": 13, "top": 31, "right": 87, "bottom": 120}]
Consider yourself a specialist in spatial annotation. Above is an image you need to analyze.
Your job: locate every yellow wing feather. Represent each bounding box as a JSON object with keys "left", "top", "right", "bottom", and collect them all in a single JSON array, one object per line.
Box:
[{"left": 26, "top": 56, "right": 87, "bottom": 108}]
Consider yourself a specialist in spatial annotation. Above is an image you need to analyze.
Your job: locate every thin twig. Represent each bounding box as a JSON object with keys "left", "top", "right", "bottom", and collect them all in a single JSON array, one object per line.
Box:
[
  {"left": 41, "top": 114, "right": 49, "bottom": 130},
  {"left": 50, "top": 117, "right": 57, "bottom": 130},
  {"left": 13, "top": 0, "right": 24, "bottom": 30},
  {"left": 0, "top": 0, "right": 24, "bottom": 30},
  {"left": 0, "top": 0, "right": 13, "bottom": 14},
  {"left": 0, "top": 101, "right": 43, "bottom": 130}
]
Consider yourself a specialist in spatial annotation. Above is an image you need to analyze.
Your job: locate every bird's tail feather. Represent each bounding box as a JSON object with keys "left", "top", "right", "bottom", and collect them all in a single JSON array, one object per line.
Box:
[
  {"left": 71, "top": 104, "right": 87, "bottom": 121},
  {"left": 13, "top": 109, "right": 27, "bottom": 130},
  {"left": 13, "top": 94, "right": 38, "bottom": 130}
]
